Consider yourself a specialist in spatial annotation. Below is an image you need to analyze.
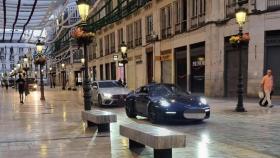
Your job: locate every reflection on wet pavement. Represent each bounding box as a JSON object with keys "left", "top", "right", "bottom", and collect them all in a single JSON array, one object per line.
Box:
[{"left": 0, "top": 88, "right": 279, "bottom": 158}]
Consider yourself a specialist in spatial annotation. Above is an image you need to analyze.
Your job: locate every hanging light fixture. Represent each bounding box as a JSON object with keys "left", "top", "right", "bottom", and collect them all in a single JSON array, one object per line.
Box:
[
  {"left": 235, "top": 7, "right": 247, "bottom": 27},
  {"left": 81, "top": 58, "right": 85, "bottom": 65},
  {"left": 77, "top": 0, "right": 90, "bottom": 23},
  {"left": 36, "top": 40, "right": 44, "bottom": 53},
  {"left": 23, "top": 54, "right": 28, "bottom": 62},
  {"left": 120, "top": 41, "right": 127, "bottom": 55}
]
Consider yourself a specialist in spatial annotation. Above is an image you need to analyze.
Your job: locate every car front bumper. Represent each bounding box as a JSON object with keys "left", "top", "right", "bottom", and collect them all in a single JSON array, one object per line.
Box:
[
  {"left": 159, "top": 108, "right": 210, "bottom": 121},
  {"left": 102, "top": 99, "right": 126, "bottom": 106}
]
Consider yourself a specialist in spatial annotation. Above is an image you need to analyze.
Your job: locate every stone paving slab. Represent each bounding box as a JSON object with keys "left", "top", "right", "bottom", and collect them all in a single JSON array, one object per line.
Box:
[{"left": 0, "top": 88, "right": 279, "bottom": 158}]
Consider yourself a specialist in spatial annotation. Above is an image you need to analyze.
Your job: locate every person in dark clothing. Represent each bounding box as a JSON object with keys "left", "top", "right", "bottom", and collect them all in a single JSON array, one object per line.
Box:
[
  {"left": 4, "top": 80, "right": 8, "bottom": 90},
  {"left": 16, "top": 74, "right": 25, "bottom": 104}
]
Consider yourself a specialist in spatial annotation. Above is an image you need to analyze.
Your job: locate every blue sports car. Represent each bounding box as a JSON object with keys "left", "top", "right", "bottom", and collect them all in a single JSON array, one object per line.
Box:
[{"left": 125, "top": 83, "right": 210, "bottom": 124}]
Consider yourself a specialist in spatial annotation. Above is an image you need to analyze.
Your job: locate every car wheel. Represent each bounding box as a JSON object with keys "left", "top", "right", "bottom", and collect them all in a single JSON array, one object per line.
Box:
[
  {"left": 125, "top": 100, "right": 136, "bottom": 118},
  {"left": 98, "top": 95, "right": 103, "bottom": 107},
  {"left": 148, "top": 106, "right": 161, "bottom": 124}
]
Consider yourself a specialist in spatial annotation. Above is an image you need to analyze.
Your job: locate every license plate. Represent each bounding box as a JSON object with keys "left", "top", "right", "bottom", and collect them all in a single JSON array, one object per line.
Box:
[{"left": 183, "top": 112, "right": 206, "bottom": 119}]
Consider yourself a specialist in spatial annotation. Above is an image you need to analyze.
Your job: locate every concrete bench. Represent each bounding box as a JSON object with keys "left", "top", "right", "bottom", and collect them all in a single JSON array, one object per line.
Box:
[
  {"left": 120, "top": 123, "right": 186, "bottom": 158},
  {"left": 82, "top": 110, "right": 117, "bottom": 132}
]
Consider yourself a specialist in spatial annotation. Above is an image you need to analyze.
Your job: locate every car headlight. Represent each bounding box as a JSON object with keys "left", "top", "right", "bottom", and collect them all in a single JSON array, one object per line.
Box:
[
  {"left": 103, "top": 93, "right": 112, "bottom": 99},
  {"left": 160, "top": 99, "right": 170, "bottom": 107},
  {"left": 200, "top": 97, "right": 207, "bottom": 105}
]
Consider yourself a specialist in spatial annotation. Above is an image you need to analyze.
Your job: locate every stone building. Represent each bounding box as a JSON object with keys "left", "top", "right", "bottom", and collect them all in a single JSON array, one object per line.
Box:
[{"left": 51, "top": 0, "right": 280, "bottom": 97}]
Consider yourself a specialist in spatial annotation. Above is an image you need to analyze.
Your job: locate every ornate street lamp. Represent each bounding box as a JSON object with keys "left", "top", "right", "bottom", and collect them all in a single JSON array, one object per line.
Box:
[
  {"left": 36, "top": 40, "right": 44, "bottom": 54},
  {"left": 61, "top": 63, "right": 66, "bottom": 90},
  {"left": 120, "top": 41, "right": 128, "bottom": 85},
  {"left": 35, "top": 40, "right": 46, "bottom": 100},
  {"left": 81, "top": 58, "right": 85, "bottom": 65},
  {"left": 77, "top": 0, "right": 90, "bottom": 23},
  {"left": 76, "top": 0, "right": 93, "bottom": 112},
  {"left": 234, "top": 1, "right": 247, "bottom": 112}
]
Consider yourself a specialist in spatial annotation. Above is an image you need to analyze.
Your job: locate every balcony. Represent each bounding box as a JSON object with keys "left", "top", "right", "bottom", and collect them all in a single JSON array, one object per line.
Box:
[
  {"left": 110, "top": 46, "right": 116, "bottom": 53},
  {"left": 190, "top": 14, "right": 205, "bottom": 29},
  {"left": 161, "top": 27, "right": 172, "bottom": 39},
  {"left": 267, "top": 0, "right": 280, "bottom": 9},
  {"left": 175, "top": 20, "right": 187, "bottom": 34},
  {"left": 226, "top": 2, "right": 236, "bottom": 18},
  {"left": 127, "top": 41, "right": 134, "bottom": 49},
  {"left": 135, "top": 38, "right": 142, "bottom": 47}
]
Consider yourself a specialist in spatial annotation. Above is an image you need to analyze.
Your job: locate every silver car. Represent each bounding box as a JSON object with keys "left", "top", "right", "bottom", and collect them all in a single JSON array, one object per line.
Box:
[{"left": 92, "top": 80, "right": 131, "bottom": 106}]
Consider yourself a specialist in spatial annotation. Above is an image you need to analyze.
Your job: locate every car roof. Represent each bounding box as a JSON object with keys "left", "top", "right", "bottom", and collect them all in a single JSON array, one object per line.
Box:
[
  {"left": 145, "top": 83, "right": 174, "bottom": 88},
  {"left": 94, "top": 80, "right": 117, "bottom": 83}
]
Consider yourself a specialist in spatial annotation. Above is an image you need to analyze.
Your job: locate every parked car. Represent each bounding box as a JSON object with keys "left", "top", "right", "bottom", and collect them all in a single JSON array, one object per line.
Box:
[
  {"left": 92, "top": 80, "right": 131, "bottom": 107},
  {"left": 125, "top": 83, "right": 210, "bottom": 124},
  {"left": 26, "top": 78, "right": 37, "bottom": 91}
]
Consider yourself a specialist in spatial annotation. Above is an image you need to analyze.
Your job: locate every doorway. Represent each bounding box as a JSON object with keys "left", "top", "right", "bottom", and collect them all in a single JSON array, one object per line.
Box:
[
  {"left": 265, "top": 31, "right": 280, "bottom": 95},
  {"left": 190, "top": 42, "right": 205, "bottom": 93},
  {"left": 175, "top": 46, "right": 187, "bottom": 91},
  {"left": 100, "top": 64, "right": 104, "bottom": 80},
  {"left": 224, "top": 37, "right": 248, "bottom": 97},
  {"left": 146, "top": 51, "right": 153, "bottom": 83}
]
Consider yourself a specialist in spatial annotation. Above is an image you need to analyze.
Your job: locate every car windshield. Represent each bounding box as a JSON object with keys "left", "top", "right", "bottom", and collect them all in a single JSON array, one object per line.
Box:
[
  {"left": 149, "top": 85, "right": 188, "bottom": 97},
  {"left": 98, "top": 81, "right": 122, "bottom": 88}
]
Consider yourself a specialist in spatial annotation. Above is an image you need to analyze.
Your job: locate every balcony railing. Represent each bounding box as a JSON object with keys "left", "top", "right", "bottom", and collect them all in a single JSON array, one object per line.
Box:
[
  {"left": 175, "top": 20, "right": 187, "bottom": 34},
  {"left": 110, "top": 46, "right": 116, "bottom": 53},
  {"left": 226, "top": 2, "right": 236, "bottom": 17},
  {"left": 127, "top": 41, "right": 134, "bottom": 49},
  {"left": 135, "top": 38, "right": 142, "bottom": 46},
  {"left": 52, "top": 0, "right": 152, "bottom": 57},
  {"left": 161, "top": 27, "right": 172, "bottom": 39},
  {"left": 267, "top": 0, "right": 280, "bottom": 9},
  {"left": 190, "top": 14, "right": 205, "bottom": 29}
]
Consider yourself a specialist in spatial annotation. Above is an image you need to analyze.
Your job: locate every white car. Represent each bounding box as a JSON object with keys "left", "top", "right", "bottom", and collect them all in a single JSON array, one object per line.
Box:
[{"left": 92, "top": 80, "right": 131, "bottom": 107}]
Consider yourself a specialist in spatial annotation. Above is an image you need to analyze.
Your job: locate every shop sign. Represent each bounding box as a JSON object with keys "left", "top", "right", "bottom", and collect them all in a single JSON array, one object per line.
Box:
[
  {"left": 135, "top": 55, "right": 142, "bottom": 64},
  {"left": 160, "top": 54, "right": 172, "bottom": 61},
  {"left": 192, "top": 59, "right": 205, "bottom": 67},
  {"left": 128, "top": 57, "right": 133, "bottom": 61},
  {"left": 155, "top": 56, "right": 161, "bottom": 61}
]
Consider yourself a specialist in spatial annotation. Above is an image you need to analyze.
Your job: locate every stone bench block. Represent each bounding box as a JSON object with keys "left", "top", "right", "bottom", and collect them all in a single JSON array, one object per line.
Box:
[
  {"left": 82, "top": 110, "right": 117, "bottom": 132},
  {"left": 120, "top": 123, "right": 186, "bottom": 158}
]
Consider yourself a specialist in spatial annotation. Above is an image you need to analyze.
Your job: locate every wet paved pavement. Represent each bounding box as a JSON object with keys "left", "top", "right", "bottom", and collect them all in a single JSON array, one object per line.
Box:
[{"left": 0, "top": 87, "right": 279, "bottom": 158}]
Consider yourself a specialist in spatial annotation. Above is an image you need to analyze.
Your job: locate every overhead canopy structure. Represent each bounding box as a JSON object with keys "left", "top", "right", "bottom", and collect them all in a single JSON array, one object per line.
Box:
[{"left": 0, "top": 0, "right": 66, "bottom": 43}]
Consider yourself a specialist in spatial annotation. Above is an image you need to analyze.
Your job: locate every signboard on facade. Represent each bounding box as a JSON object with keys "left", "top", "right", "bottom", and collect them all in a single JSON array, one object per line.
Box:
[{"left": 135, "top": 55, "right": 142, "bottom": 64}]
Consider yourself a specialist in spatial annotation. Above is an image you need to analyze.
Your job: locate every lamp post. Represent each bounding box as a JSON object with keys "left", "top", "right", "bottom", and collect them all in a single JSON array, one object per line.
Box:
[
  {"left": 49, "top": 67, "right": 53, "bottom": 88},
  {"left": 234, "top": 1, "right": 247, "bottom": 112},
  {"left": 81, "top": 58, "right": 85, "bottom": 82},
  {"left": 23, "top": 54, "right": 29, "bottom": 92},
  {"left": 77, "top": 0, "right": 92, "bottom": 111},
  {"left": 36, "top": 40, "right": 45, "bottom": 100},
  {"left": 120, "top": 41, "right": 128, "bottom": 85},
  {"left": 151, "top": 31, "right": 158, "bottom": 82},
  {"left": 61, "top": 63, "right": 66, "bottom": 90}
]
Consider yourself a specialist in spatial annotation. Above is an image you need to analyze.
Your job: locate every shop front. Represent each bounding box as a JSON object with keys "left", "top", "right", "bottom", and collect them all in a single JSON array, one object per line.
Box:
[{"left": 190, "top": 42, "right": 205, "bottom": 94}]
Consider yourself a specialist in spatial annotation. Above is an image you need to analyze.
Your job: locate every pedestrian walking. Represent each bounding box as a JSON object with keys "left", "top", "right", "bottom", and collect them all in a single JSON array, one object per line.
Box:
[
  {"left": 16, "top": 74, "right": 25, "bottom": 104},
  {"left": 53, "top": 80, "right": 56, "bottom": 88},
  {"left": 260, "top": 69, "right": 274, "bottom": 108},
  {"left": 4, "top": 80, "right": 8, "bottom": 90}
]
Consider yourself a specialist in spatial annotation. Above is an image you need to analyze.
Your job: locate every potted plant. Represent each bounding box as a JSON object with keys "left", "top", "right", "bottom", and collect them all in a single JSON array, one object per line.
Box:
[
  {"left": 34, "top": 55, "right": 47, "bottom": 66},
  {"left": 71, "top": 27, "right": 95, "bottom": 46},
  {"left": 229, "top": 32, "right": 250, "bottom": 46}
]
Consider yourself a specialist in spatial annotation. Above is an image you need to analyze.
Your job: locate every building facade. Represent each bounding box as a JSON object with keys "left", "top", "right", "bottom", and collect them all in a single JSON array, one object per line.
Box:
[{"left": 51, "top": 0, "right": 280, "bottom": 97}]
